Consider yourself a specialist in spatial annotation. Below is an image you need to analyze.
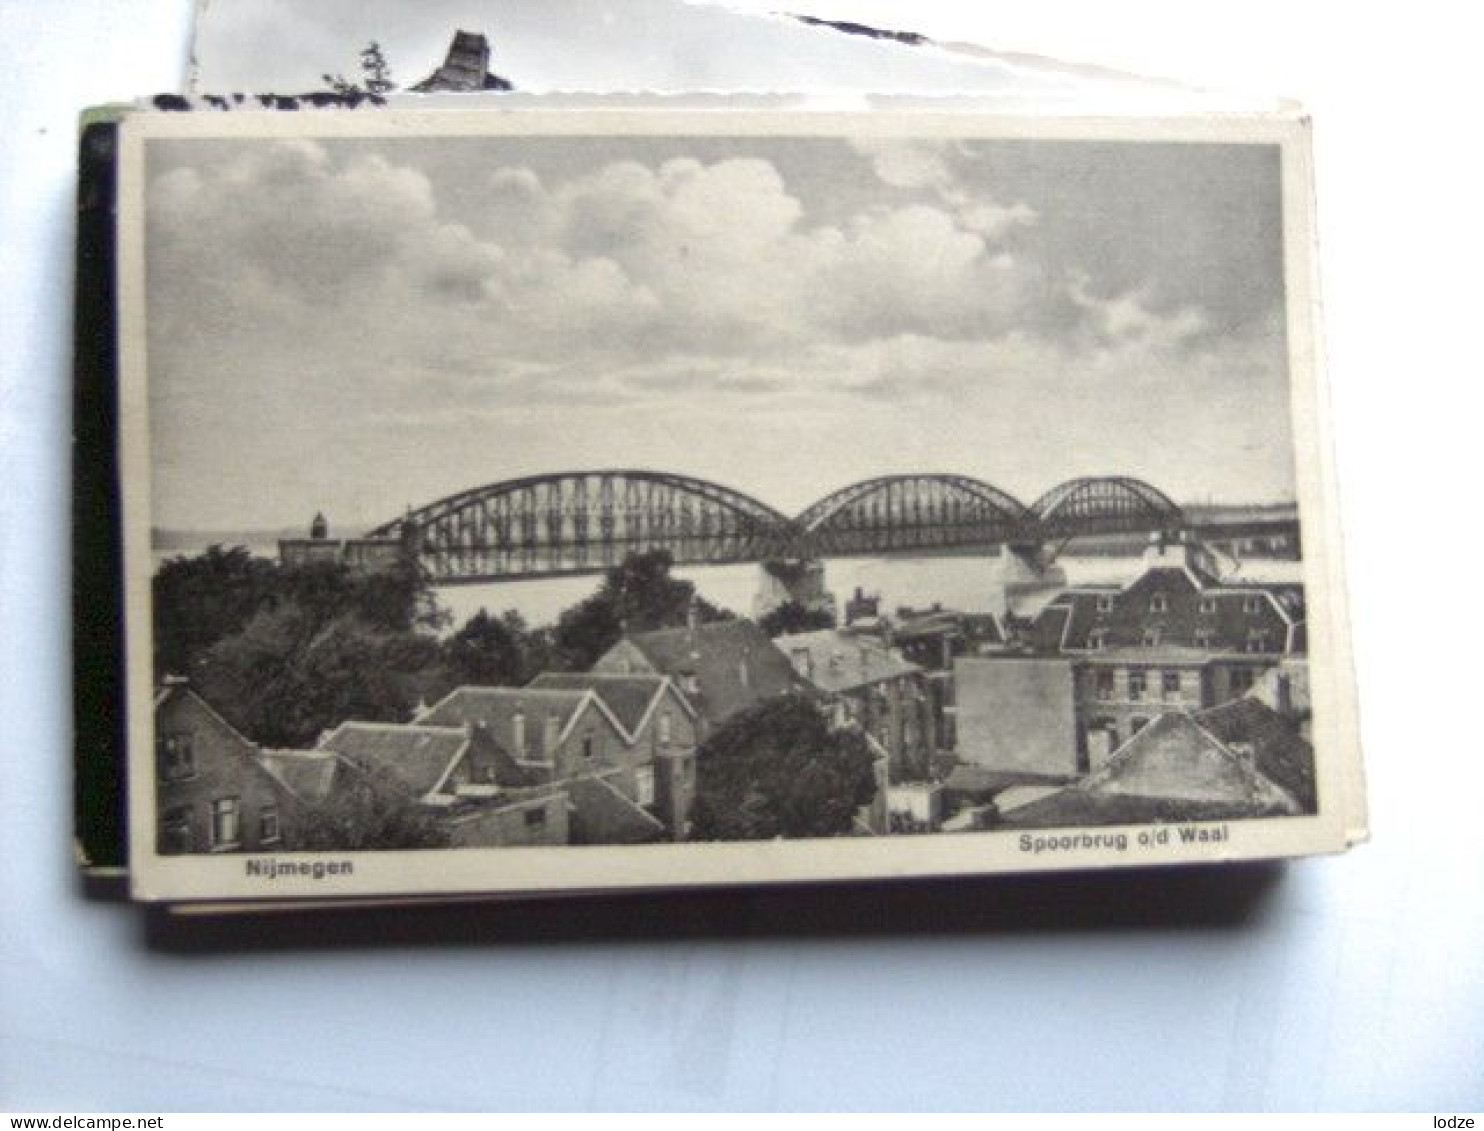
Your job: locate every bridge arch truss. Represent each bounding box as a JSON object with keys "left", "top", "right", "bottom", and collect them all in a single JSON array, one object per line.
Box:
[
  {"left": 794, "top": 474, "right": 1035, "bottom": 557},
  {"left": 367, "top": 470, "right": 797, "bottom": 583},
  {"left": 1031, "top": 476, "right": 1185, "bottom": 540}
]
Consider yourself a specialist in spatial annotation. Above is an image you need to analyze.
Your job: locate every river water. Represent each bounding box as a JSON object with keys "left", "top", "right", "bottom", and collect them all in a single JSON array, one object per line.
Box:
[
  {"left": 435, "top": 552, "right": 1302, "bottom": 631},
  {"left": 155, "top": 542, "right": 1303, "bottom": 634}
]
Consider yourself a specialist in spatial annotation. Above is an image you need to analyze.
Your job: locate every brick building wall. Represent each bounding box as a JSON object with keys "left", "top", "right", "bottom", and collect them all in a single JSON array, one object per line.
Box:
[{"left": 155, "top": 685, "right": 293, "bottom": 855}]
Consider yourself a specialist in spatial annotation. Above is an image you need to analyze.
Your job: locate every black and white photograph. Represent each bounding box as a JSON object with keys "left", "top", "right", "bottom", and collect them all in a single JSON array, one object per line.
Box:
[{"left": 117, "top": 109, "right": 1362, "bottom": 901}]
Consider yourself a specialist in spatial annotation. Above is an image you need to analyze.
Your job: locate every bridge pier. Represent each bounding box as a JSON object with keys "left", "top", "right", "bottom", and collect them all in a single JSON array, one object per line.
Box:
[{"left": 753, "top": 558, "right": 835, "bottom": 622}]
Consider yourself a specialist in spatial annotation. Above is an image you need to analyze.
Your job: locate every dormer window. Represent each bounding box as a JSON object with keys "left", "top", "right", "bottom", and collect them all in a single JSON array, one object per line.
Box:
[
  {"left": 1243, "top": 595, "right": 1263, "bottom": 615},
  {"left": 1095, "top": 595, "right": 1114, "bottom": 613},
  {"left": 1150, "top": 594, "right": 1168, "bottom": 614}
]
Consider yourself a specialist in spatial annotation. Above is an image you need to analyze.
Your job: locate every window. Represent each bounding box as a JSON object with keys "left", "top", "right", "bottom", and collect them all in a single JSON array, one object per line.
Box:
[
  {"left": 1095, "top": 595, "right": 1114, "bottom": 613},
  {"left": 682, "top": 673, "right": 699, "bottom": 695},
  {"left": 1162, "top": 671, "right": 1182, "bottom": 699},
  {"left": 1199, "top": 597, "right": 1217, "bottom": 614},
  {"left": 524, "top": 807, "right": 546, "bottom": 829},
  {"left": 1150, "top": 594, "right": 1168, "bottom": 613},
  {"left": 209, "top": 797, "right": 240, "bottom": 850},
  {"left": 1088, "top": 631, "right": 1106, "bottom": 651},
  {"left": 658, "top": 711, "right": 672, "bottom": 748},
  {"left": 1142, "top": 630, "right": 1161, "bottom": 648},
  {"left": 512, "top": 709, "right": 526, "bottom": 754},
  {"left": 259, "top": 803, "right": 281, "bottom": 844},
  {"left": 160, "top": 808, "right": 194, "bottom": 854},
  {"left": 636, "top": 766, "right": 656, "bottom": 807},
  {"left": 157, "top": 733, "right": 196, "bottom": 781},
  {"left": 1246, "top": 631, "right": 1272, "bottom": 654},
  {"left": 1195, "top": 631, "right": 1213, "bottom": 650},
  {"left": 543, "top": 714, "right": 561, "bottom": 757},
  {"left": 1095, "top": 670, "right": 1114, "bottom": 701},
  {"left": 1128, "top": 671, "right": 1147, "bottom": 701},
  {"left": 581, "top": 732, "right": 595, "bottom": 760},
  {"left": 1243, "top": 595, "right": 1263, "bottom": 615}
]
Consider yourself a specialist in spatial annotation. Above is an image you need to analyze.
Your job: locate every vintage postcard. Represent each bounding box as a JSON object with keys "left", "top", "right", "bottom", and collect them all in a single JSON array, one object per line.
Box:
[{"left": 115, "top": 107, "right": 1365, "bottom": 903}]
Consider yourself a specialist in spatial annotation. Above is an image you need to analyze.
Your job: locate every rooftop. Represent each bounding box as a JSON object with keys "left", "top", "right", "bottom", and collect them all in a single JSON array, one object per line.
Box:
[
  {"left": 617, "top": 619, "right": 811, "bottom": 724},
  {"left": 317, "top": 722, "right": 469, "bottom": 798},
  {"left": 773, "top": 629, "right": 921, "bottom": 693},
  {"left": 526, "top": 672, "right": 678, "bottom": 739}
]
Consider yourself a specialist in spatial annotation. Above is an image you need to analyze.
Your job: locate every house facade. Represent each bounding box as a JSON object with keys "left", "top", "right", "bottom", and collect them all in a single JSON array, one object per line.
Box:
[
  {"left": 772, "top": 628, "right": 935, "bottom": 780},
  {"left": 526, "top": 672, "right": 701, "bottom": 841},
  {"left": 154, "top": 680, "right": 297, "bottom": 855},
  {"left": 416, "top": 683, "right": 691, "bottom": 841},
  {"left": 1026, "top": 543, "right": 1306, "bottom": 658}
]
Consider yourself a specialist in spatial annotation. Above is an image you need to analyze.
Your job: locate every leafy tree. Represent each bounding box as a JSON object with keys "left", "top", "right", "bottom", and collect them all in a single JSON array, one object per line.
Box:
[
  {"left": 198, "top": 603, "right": 429, "bottom": 747},
  {"left": 552, "top": 550, "right": 730, "bottom": 671},
  {"left": 324, "top": 40, "right": 397, "bottom": 95},
  {"left": 152, "top": 545, "right": 279, "bottom": 679},
  {"left": 759, "top": 600, "right": 836, "bottom": 637},
  {"left": 296, "top": 762, "right": 448, "bottom": 851},
  {"left": 442, "top": 608, "right": 532, "bottom": 687},
  {"left": 689, "top": 695, "right": 879, "bottom": 840}
]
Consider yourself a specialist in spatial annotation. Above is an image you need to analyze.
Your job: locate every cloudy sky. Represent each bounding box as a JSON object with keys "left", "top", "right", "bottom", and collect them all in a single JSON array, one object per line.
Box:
[{"left": 145, "top": 131, "right": 1292, "bottom": 533}]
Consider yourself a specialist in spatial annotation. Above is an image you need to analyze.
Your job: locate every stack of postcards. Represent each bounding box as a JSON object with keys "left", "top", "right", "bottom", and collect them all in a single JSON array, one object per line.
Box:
[{"left": 74, "top": 0, "right": 1366, "bottom": 912}]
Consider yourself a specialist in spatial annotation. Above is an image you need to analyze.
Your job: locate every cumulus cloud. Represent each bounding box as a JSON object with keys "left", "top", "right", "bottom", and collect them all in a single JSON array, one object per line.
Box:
[{"left": 143, "top": 135, "right": 1292, "bottom": 529}]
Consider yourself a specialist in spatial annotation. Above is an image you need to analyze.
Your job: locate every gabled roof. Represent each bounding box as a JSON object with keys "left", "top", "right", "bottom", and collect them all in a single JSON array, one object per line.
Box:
[
  {"left": 618, "top": 619, "right": 811, "bottom": 725},
  {"left": 1000, "top": 711, "right": 1301, "bottom": 829},
  {"left": 154, "top": 680, "right": 256, "bottom": 755},
  {"left": 565, "top": 775, "right": 665, "bottom": 844},
  {"left": 317, "top": 722, "right": 469, "bottom": 799},
  {"left": 1196, "top": 696, "right": 1317, "bottom": 812},
  {"left": 256, "top": 748, "right": 342, "bottom": 805},
  {"left": 1082, "top": 712, "right": 1298, "bottom": 810},
  {"left": 773, "top": 629, "right": 922, "bottom": 694},
  {"left": 420, "top": 685, "right": 593, "bottom": 736},
  {"left": 525, "top": 672, "right": 693, "bottom": 740}
]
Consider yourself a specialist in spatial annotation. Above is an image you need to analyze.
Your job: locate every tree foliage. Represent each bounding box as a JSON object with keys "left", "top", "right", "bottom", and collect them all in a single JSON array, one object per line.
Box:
[
  {"left": 152, "top": 545, "right": 280, "bottom": 680},
  {"left": 689, "top": 695, "right": 879, "bottom": 840},
  {"left": 552, "top": 550, "right": 730, "bottom": 671},
  {"left": 442, "top": 608, "right": 538, "bottom": 687},
  {"left": 324, "top": 40, "right": 396, "bottom": 95},
  {"left": 759, "top": 599, "right": 837, "bottom": 637},
  {"left": 198, "top": 603, "right": 437, "bottom": 748},
  {"left": 295, "top": 762, "right": 448, "bottom": 851}
]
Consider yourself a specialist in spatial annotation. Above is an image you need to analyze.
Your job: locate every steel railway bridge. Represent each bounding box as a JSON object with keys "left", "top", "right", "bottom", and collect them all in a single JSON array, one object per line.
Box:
[{"left": 363, "top": 470, "right": 1210, "bottom": 584}]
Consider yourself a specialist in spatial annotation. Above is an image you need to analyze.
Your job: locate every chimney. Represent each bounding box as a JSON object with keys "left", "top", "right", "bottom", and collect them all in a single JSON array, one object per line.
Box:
[
  {"left": 310, "top": 511, "right": 328, "bottom": 540},
  {"left": 1275, "top": 673, "right": 1293, "bottom": 716}
]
